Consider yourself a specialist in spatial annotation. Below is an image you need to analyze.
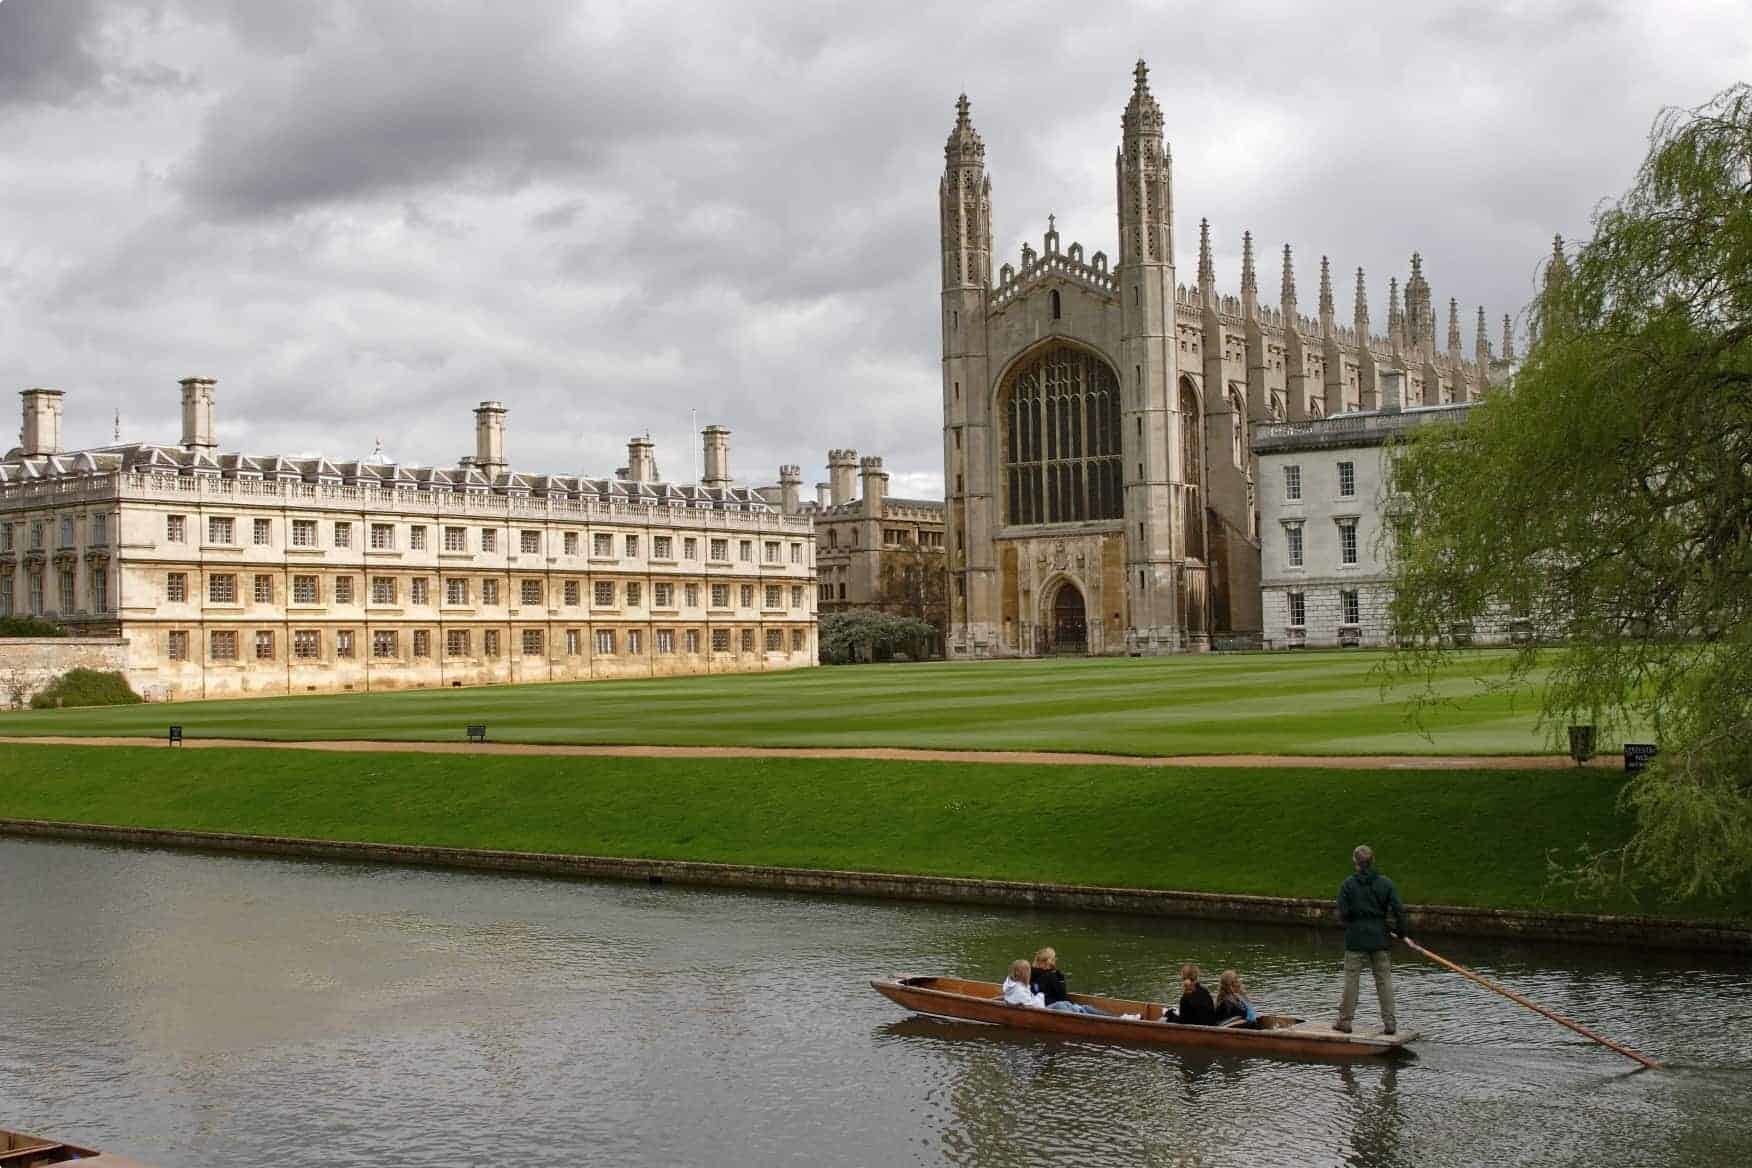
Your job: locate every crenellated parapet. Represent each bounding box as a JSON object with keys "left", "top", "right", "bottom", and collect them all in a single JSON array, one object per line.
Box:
[{"left": 991, "top": 218, "right": 1116, "bottom": 309}]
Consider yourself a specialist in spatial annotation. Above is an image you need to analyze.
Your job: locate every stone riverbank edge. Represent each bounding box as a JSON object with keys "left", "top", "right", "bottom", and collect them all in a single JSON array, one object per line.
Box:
[{"left": 4, "top": 817, "right": 1746, "bottom": 953}]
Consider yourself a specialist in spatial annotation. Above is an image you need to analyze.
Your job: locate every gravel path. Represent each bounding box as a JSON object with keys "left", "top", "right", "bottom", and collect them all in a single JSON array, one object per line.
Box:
[{"left": 0, "top": 735, "right": 1617, "bottom": 769}]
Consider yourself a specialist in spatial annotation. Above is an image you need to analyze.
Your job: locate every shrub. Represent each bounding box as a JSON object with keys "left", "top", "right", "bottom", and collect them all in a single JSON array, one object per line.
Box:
[
  {"left": 29, "top": 669, "right": 143, "bottom": 709},
  {"left": 819, "top": 611, "right": 936, "bottom": 664},
  {"left": 0, "top": 617, "right": 65, "bottom": 637}
]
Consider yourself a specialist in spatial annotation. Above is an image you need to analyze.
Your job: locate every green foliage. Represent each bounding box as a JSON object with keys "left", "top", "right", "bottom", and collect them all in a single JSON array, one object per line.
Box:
[
  {"left": 0, "top": 651, "right": 1555, "bottom": 755},
  {"left": 818, "top": 609, "right": 938, "bottom": 664},
  {"left": 0, "top": 616, "right": 65, "bottom": 637},
  {"left": 1387, "top": 85, "right": 1752, "bottom": 900},
  {"left": 28, "top": 669, "right": 143, "bottom": 710},
  {"left": 4, "top": 743, "right": 1739, "bottom": 921}
]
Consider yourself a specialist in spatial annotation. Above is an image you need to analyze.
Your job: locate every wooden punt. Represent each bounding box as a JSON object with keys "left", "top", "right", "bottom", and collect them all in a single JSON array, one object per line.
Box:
[
  {"left": 0, "top": 1127, "right": 156, "bottom": 1167},
  {"left": 871, "top": 975, "right": 1417, "bottom": 1060}
]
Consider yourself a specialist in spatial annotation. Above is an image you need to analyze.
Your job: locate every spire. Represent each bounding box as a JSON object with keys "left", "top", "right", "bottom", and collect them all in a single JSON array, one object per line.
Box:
[
  {"left": 1544, "top": 232, "right": 1570, "bottom": 289},
  {"left": 945, "top": 93, "right": 984, "bottom": 166},
  {"left": 1122, "top": 58, "right": 1165, "bottom": 144},
  {"left": 1241, "top": 231, "right": 1256, "bottom": 293},
  {"left": 1404, "top": 252, "right": 1431, "bottom": 351},
  {"left": 1388, "top": 276, "right": 1405, "bottom": 353},
  {"left": 1197, "top": 217, "right": 1214, "bottom": 301},
  {"left": 1353, "top": 266, "right": 1369, "bottom": 336},
  {"left": 1118, "top": 59, "right": 1170, "bottom": 266},
  {"left": 1318, "top": 255, "right": 1334, "bottom": 325},
  {"left": 1502, "top": 314, "right": 1515, "bottom": 361},
  {"left": 1280, "top": 243, "right": 1297, "bottom": 311},
  {"left": 1447, "top": 298, "right": 1462, "bottom": 356},
  {"left": 1475, "top": 305, "right": 1490, "bottom": 364},
  {"left": 940, "top": 94, "right": 992, "bottom": 290}
]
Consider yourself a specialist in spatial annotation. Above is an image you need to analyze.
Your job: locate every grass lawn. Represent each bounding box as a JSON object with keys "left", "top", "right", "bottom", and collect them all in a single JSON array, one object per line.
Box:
[
  {"left": 2, "top": 743, "right": 1729, "bottom": 920},
  {"left": 0, "top": 650, "right": 1584, "bottom": 757}
]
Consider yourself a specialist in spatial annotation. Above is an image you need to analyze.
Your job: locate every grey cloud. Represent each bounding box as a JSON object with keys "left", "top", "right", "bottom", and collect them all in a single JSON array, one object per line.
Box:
[
  {"left": 0, "top": 0, "right": 168, "bottom": 106},
  {"left": 175, "top": 0, "right": 738, "bottom": 217},
  {"left": 5, "top": 0, "right": 1751, "bottom": 495}
]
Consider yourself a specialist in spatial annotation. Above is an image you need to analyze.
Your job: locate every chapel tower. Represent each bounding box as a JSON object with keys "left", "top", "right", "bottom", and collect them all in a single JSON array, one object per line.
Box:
[
  {"left": 1116, "top": 60, "right": 1197, "bottom": 650},
  {"left": 940, "top": 94, "right": 998, "bottom": 649}
]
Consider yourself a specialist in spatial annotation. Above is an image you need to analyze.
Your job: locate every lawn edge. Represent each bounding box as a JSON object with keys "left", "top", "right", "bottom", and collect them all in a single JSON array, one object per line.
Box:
[
  {"left": 0, "top": 735, "right": 1596, "bottom": 768},
  {"left": 4, "top": 817, "right": 1743, "bottom": 953}
]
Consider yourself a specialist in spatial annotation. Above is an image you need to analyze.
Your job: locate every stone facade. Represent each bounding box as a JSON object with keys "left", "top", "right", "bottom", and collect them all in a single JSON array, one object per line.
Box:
[
  {"left": 1, "top": 386, "right": 817, "bottom": 701},
  {"left": 1254, "top": 373, "right": 1511, "bottom": 648},
  {"left": 762, "top": 452, "right": 945, "bottom": 621},
  {"left": 0, "top": 636, "right": 129, "bottom": 708},
  {"left": 941, "top": 62, "right": 1512, "bottom": 659}
]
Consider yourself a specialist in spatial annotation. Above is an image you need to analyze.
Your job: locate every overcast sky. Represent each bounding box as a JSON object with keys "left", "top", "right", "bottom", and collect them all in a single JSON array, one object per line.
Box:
[{"left": 2, "top": 0, "right": 1746, "bottom": 498}]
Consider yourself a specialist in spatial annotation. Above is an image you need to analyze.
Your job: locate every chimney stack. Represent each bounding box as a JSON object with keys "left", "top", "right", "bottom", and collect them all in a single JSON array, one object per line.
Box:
[
  {"left": 472, "top": 401, "right": 508, "bottom": 474},
  {"left": 18, "top": 388, "right": 64, "bottom": 457},
  {"left": 1378, "top": 368, "right": 1405, "bottom": 414},
  {"left": 778, "top": 464, "right": 802, "bottom": 514},
  {"left": 701, "top": 425, "right": 732, "bottom": 488},
  {"left": 859, "top": 456, "right": 888, "bottom": 519},
  {"left": 625, "top": 436, "right": 657, "bottom": 483},
  {"left": 179, "top": 377, "right": 217, "bottom": 451},
  {"left": 827, "top": 448, "right": 858, "bottom": 506}
]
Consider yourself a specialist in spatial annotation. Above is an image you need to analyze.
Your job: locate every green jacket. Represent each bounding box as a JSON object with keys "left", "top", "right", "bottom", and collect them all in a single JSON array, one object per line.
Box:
[{"left": 1337, "top": 867, "right": 1407, "bottom": 952}]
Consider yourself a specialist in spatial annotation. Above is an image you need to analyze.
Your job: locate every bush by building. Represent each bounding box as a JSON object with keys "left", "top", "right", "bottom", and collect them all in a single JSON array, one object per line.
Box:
[
  {"left": 0, "top": 617, "right": 66, "bottom": 638},
  {"left": 819, "top": 611, "right": 937, "bottom": 664},
  {"left": 28, "top": 668, "right": 143, "bottom": 709}
]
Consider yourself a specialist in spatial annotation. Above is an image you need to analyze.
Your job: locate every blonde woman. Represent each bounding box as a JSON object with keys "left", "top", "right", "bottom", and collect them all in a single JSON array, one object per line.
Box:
[{"left": 1213, "top": 969, "right": 1259, "bottom": 1026}]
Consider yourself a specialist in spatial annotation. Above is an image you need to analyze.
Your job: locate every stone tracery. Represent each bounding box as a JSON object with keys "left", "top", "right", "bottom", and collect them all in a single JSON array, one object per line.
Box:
[{"left": 1001, "top": 345, "right": 1123, "bottom": 526}]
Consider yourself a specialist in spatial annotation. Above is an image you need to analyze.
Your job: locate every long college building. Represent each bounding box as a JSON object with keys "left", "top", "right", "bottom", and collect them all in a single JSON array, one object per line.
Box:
[
  {"left": 940, "top": 61, "right": 1510, "bottom": 657},
  {"left": 0, "top": 382, "right": 817, "bottom": 700}
]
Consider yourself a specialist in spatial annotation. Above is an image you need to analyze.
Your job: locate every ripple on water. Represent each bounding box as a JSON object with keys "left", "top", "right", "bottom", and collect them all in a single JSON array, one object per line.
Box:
[{"left": 0, "top": 837, "right": 1748, "bottom": 1168}]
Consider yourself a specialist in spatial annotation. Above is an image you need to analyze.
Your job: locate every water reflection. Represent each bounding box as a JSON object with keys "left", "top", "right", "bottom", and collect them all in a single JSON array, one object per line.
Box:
[{"left": 0, "top": 837, "right": 1747, "bottom": 1168}]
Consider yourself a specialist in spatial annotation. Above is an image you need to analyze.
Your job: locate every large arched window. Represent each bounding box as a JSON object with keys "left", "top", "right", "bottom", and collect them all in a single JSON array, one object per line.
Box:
[
  {"left": 1003, "top": 344, "right": 1122, "bottom": 525},
  {"left": 1180, "top": 378, "right": 1205, "bottom": 561},
  {"left": 1229, "top": 386, "right": 1246, "bottom": 466}
]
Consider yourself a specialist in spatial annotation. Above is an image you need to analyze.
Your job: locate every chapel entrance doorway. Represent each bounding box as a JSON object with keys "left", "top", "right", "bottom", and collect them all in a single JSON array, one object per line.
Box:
[{"left": 1048, "top": 582, "right": 1088, "bottom": 654}]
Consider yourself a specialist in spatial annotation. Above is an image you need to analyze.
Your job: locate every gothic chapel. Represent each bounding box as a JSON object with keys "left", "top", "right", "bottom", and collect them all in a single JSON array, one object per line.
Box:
[{"left": 941, "top": 61, "right": 1498, "bottom": 657}]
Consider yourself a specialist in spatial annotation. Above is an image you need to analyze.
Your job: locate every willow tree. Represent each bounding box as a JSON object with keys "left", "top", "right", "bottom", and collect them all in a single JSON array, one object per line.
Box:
[{"left": 1387, "top": 84, "right": 1752, "bottom": 900}]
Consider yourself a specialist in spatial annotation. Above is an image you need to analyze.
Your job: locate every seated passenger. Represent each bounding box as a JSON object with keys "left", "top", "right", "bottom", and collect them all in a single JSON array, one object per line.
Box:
[
  {"left": 1002, "top": 958, "right": 1045, "bottom": 1008},
  {"left": 1031, "top": 947, "right": 1118, "bottom": 1017},
  {"left": 1212, "top": 969, "right": 1260, "bottom": 1026},
  {"left": 1173, "top": 962, "right": 1220, "bottom": 1026}
]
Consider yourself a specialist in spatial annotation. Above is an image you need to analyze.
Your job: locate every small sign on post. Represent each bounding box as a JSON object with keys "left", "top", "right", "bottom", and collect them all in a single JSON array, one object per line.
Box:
[
  {"left": 1623, "top": 743, "right": 1659, "bottom": 774},
  {"left": 466, "top": 723, "right": 487, "bottom": 744},
  {"left": 168, "top": 725, "right": 183, "bottom": 746}
]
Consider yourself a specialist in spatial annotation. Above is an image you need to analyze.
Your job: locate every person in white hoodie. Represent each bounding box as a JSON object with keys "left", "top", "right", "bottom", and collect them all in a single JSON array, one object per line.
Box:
[{"left": 1001, "top": 958, "right": 1045, "bottom": 1008}]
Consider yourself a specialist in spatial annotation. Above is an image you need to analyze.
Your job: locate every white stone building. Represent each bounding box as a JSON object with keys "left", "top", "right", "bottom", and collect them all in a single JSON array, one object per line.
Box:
[
  {"left": 1253, "top": 370, "right": 1476, "bottom": 648},
  {"left": 0, "top": 381, "right": 817, "bottom": 700}
]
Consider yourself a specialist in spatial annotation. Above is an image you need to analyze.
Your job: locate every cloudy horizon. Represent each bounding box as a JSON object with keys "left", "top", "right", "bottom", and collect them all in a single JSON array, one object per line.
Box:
[{"left": 2, "top": 0, "right": 1746, "bottom": 499}]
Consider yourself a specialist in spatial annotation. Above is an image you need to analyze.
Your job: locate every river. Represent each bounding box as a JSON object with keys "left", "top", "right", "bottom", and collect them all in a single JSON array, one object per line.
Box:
[{"left": 1, "top": 837, "right": 1747, "bottom": 1167}]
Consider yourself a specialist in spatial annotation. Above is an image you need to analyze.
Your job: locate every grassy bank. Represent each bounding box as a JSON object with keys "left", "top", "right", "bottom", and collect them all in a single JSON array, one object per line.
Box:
[
  {"left": 0, "top": 650, "right": 1577, "bottom": 756},
  {"left": 1, "top": 743, "right": 1732, "bottom": 920}
]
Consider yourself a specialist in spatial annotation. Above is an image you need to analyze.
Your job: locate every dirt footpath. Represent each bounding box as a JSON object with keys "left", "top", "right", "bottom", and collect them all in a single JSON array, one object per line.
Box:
[{"left": 0, "top": 735, "right": 1620, "bottom": 769}]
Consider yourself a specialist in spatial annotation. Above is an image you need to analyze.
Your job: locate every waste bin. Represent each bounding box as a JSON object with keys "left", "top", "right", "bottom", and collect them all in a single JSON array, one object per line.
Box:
[{"left": 1567, "top": 724, "right": 1596, "bottom": 765}]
